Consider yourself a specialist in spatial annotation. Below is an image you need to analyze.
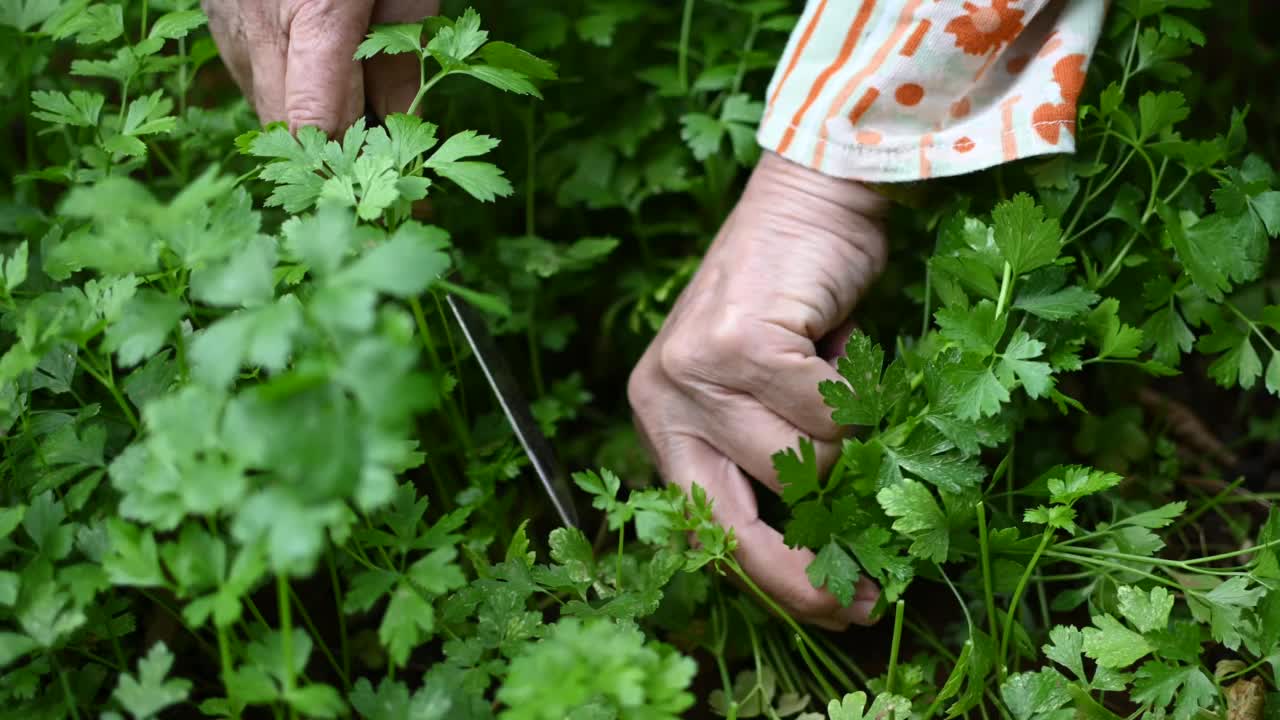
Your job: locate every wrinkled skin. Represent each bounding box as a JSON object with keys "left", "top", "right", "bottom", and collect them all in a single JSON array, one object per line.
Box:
[
  {"left": 201, "top": 0, "right": 440, "bottom": 133},
  {"left": 628, "top": 151, "right": 889, "bottom": 630}
]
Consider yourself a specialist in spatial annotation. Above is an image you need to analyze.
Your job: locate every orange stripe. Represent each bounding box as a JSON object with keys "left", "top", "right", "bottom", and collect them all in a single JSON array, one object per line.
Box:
[
  {"left": 919, "top": 133, "right": 933, "bottom": 179},
  {"left": 768, "top": 0, "right": 830, "bottom": 109},
  {"left": 776, "top": 0, "right": 879, "bottom": 155},
  {"left": 899, "top": 18, "right": 931, "bottom": 56},
  {"left": 812, "top": 0, "right": 924, "bottom": 165},
  {"left": 1001, "top": 94, "right": 1021, "bottom": 161},
  {"left": 973, "top": 47, "right": 998, "bottom": 82},
  {"left": 815, "top": 88, "right": 880, "bottom": 168}
]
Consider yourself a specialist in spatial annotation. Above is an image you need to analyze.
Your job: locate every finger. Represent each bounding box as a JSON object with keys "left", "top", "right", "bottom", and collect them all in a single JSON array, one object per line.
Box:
[
  {"left": 754, "top": 351, "right": 847, "bottom": 442},
  {"left": 818, "top": 317, "right": 860, "bottom": 366},
  {"left": 202, "top": 1, "right": 260, "bottom": 117},
  {"left": 663, "top": 435, "right": 878, "bottom": 628},
  {"left": 284, "top": 0, "right": 375, "bottom": 133},
  {"left": 244, "top": 13, "right": 288, "bottom": 125},
  {"left": 700, "top": 395, "right": 840, "bottom": 494},
  {"left": 365, "top": 0, "right": 438, "bottom": 117}
]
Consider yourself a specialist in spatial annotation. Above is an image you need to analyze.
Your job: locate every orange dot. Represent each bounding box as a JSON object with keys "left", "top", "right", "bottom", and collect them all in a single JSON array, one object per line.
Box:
[
  {"left": 855, "top": 129, "right": 882, "bottom": 145},
  {"left": 971, "top": 7, "right": 1002, "bottom": 33},
  {"left": 953, "top": 136, "right": 975, "bottom": 153},
  {"left": 951, "top": 97, "right": 971, "bottom": 118},
  {"left": 1006, "top": 54, "right": 1029, "bottom": 73},
  {"left": 895, "top": 83, "right": 924, "bottom": 106}
]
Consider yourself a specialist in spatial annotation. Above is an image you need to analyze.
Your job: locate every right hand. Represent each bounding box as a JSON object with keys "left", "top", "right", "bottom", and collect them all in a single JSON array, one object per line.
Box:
[
  {"left": 628, "top": 152, "right": 889, "bottom": 630},
  {"left": 202, "top": 0, "right": 439, "bottom": 134}
]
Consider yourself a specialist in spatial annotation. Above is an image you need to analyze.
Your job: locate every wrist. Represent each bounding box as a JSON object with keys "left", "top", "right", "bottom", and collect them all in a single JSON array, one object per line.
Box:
[{"left": 743, "top": 151, "right": 890, "bottom": 275}]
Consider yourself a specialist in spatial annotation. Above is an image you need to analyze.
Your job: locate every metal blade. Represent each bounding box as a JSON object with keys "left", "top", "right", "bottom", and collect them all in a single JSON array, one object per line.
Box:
[{"left": 445, "top": 293, "right": 580, "bottom": 528}]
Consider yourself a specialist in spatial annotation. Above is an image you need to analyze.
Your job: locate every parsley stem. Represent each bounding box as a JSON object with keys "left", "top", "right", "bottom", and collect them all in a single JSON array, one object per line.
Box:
[
  {"left": 677, "top": 0, "right": 696, "bottom": 93},
  {"left": 793, "top": 633, "right": 839, "bottom": 701},
  {"left": 885, "top": 599, "right": 905, "bottom": 695},
  {"left": 52, "top": 652, "right": 81, "bottom": 720},
  {"left": 726, "top": 559, "right": 854, "bottom": 692},
  {"left": 994, "top": 261, "right": 1012, "bottom": 317},
  {"left": 975, "top": 503, "right": 1000, "bottom": 649},
  {"left": 326, "top": 550, "right": 352, "bottom": 685},
  {"left": 407, "top": 69, "right": 452, "bottom": 117},
  {"left": 1226, "top": 301, "right": 1279, "bottom": 354},
  {"left": 215, "top": 622, "right": 236, "bottom": 708},
  {"left": 77, "top": 352, "right": 139, "bottom": 433},
  {"left": 277, "top": 575, "right": 297, "bottom": 720},
  {"left": 289, "top": 584, "right": 347, "bottom": 692},
  {"left": 997, "top": 527, "right": 1053, "bottom": 680}
]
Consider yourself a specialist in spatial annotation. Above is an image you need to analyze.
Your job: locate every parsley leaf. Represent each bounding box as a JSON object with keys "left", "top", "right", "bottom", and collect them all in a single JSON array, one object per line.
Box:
[{"left": 876, "top": 479, "right": 949, "bottom": 563}]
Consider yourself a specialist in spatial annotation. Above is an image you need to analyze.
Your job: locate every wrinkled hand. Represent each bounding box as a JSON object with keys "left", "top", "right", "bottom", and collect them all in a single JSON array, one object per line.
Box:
[
  {"left": 628, "top": 151, "right": 889, "bottom": 630},
  {"left": 202, "top": 0, "right": 439, "bottom": 134}
]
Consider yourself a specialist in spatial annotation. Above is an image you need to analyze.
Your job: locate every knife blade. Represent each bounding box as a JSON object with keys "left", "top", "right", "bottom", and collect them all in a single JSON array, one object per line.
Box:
[{"left": 445, "top": 293, "right": 580, "bottom": 528}]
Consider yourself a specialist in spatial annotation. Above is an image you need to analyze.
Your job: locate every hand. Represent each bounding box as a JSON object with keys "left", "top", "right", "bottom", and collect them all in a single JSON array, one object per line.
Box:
[
  {"left": 628, "top": 151, "right": 889, "bottom": 630},
  {"left": 202, "top": 0, "right": 439, "bottom": 134}
]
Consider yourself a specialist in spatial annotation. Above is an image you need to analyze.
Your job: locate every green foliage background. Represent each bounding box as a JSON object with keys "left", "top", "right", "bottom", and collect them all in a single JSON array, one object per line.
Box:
[{"left": 1, "top": 1, "right": 1278, "bottom": 719}]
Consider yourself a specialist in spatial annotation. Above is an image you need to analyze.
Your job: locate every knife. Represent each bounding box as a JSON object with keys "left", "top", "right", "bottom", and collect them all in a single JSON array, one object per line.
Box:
[{"left": 445, "top": 293, "right": 580, "bottom": 528}]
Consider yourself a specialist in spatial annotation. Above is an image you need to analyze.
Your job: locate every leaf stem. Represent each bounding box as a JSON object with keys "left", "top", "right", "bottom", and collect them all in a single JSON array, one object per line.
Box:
[
  {"left": 998, "top": 527, "right": 1053, "bottom": 679},
  {"left": 885, "top": 599, "right": 906, "bottom": 695},
  {"left": 975, "top": 503, "right": 1001, "bottom": 645},
  {"left": 277, "top": 575, "right": 298, "bottom": 720},
  {"left": 677, "top": 0, "right": 696, "bottom": 93},
  {"left": 994, "top": 262, "right": 1013, "bottom": 317},
  {"left": 52, "top": 652, "right": 81, "bottom": 720},
  {"left": 407, "top": 69, "right": 452, "bottom": 116}
]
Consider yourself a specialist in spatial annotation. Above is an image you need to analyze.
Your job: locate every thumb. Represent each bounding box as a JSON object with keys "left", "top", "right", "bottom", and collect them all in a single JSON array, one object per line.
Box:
[{"left": 284, "top": 0, "right": 375, "bottom": 134}]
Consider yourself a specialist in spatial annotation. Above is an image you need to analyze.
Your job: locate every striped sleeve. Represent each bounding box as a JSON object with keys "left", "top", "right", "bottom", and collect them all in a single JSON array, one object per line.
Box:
[{"left": 758, "top": 0, "right": 1107, "bottom": 182}]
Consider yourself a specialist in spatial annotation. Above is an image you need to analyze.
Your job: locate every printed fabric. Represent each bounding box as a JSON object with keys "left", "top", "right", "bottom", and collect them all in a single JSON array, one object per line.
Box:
[{"left": 758, "top": 0, "right": 1108, "bottom": 182}]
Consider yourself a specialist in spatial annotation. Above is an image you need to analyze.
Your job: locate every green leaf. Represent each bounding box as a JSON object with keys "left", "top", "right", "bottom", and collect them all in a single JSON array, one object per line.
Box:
[
  {"left": 806, "top": 540, "right": 860, "bottom": 607},
  {"left": 148, "top": 9, "right": 206, "bottom": 40},
  {"left": 1131, "top": 662, "right": 1215, "bottom": 720},
  {"left": 462, "top": 65, "right": 542, "bottom": 97},
  {"left": 1013, "top": 285, "right": 1099, "bottom": 320},
  {"left": 679, "top": 113, "right": 724, "bottom": 161},
  {"left": 1042, "top": 625, "right": 1086, "bottom": 681},
  {"left": 775, "top": 438, "right": 820, "bottom": 505},
  {"left": 998, "top": 331, "right": 1054, "bottom": 399},
  {"left": 1082, "top": 614, "right": 1153, "bottom": 668},
  {"left": 424, "top": 131, "right": 511, "bottom": 201},
  {"left": 355, "top": 23, "right": 424, "bottom": 59},
  {"left": 1024, "top": 505, "right": 1077, "bottom": 533},
  {"left": 2, "top": 241, "right": 27, "bottom": 292},
  {"left": 121, "top": 90, "right": 177, "bottom": 137},
  {"left": 337, "top": 222, "right": 451, "bottom": 297},
  {"left": 31, "top": 89, "right": 104, "bottom": 127},
  {"left": 426, "top": 8, "right": 488, "bottom": 62},
  {"left": 1200, "top": 323, "right": 1263, "bottom": 390},
  {"left": 876, "top": 479, "right": 949, "bottom": 563},
  {"left": 1047, "top": 466, "right": 1123, "bottom": 505},
  {"left": 1117, "top": 586, "right": 1174, "bottom": 633},
  {"left": 937, "top": 300, "right": 1006, "bottom": 356},
  {"left": 103, "top": 290, "right": 186, "bottom": 367},
  {"left": 1087, "top": 298, "right": 1144, "bottom": 360},
  {"left": 827, "top": 691, "right": 912, "bottom": 720},
  {"left": 287, "top": 684, "right": 346, "bottom": 718},
  {"left": 992, "top": 193, "right": 1062, "bottom": 275},
  {"left": 1142, "top": 306, "right": 1195, "bottom": 366},
  {"left": 1138, "top": 91, "right": 1189, "bottom": 141},
  {"left": 114, "top": 643, "right": 192, "bottom": 719},
  {"left": 1001, "top": 668, "right": 1072, "bottom": 720},
  {"left": 821, "top": 331, "right": 908, "bottom": 428},
  {"left": 479, "top": 41, "right": 557, "bottom": 80},
  {"left": 881, "top": 430, "right": 986, "bottom": 494},
  {"left": 942, "top": 362, "right": 1009, "bottom": 420}
]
